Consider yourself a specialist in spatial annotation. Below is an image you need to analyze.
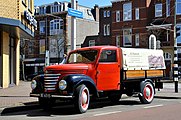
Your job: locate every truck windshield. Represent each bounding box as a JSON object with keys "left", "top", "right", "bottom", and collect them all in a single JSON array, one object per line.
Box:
[{"left": 67, "top": 50, "right": 98, "bottom": 64}]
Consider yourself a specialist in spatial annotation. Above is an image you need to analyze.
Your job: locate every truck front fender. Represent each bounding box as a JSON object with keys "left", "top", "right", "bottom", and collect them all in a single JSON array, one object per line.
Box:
[{"left": 63, "top": 74, "right": 99, "bottom": 97}]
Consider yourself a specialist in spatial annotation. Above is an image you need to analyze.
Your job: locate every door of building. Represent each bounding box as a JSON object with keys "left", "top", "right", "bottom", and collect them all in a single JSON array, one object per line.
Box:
[{"left": 9, "top": 37, "right": 16, "bottom": 86}]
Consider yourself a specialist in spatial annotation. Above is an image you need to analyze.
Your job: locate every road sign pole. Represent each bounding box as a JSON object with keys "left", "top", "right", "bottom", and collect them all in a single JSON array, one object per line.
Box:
[{"left": 71, "top": 0, "right": 76, "bottom": 62}]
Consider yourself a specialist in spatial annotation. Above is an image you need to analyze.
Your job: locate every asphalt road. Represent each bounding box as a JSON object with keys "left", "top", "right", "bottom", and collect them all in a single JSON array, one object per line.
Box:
[{"left": 0, "top": 95, "right": 181, "bottom": 120}]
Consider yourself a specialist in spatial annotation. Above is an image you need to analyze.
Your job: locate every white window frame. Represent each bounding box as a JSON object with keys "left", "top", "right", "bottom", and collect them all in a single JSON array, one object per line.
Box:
[
  {"left": 116, "top": 35, "right": 120, "bottom": 47},
  {"left": 135, "top": 33, "right": 139, "bottom": 46},
  {"left": 135, "top": 8, "right": 139, "bottom": 20},
  {"left": 176, "top": 0, "right": 181, "bottom": 15},
  {"left": 155, "top": 3, "right": 162, "bottom": 17},
  {"left": 123, "top": 28, "right": 132, "bottom": 46},
  {"left": 116, "top": 10, "right": 120, "bottom": 22},
  {"left": 39, "top": 21, "right": 45, "bottom": 34},
  {"left": 123, "top": 2, "right": 132, "bottom": 21},
  {"left": 164, "top": 52, "right": 172, "bottom": 60},
  {"left": 166, "top": 0, "right": 170, "bottom": 16},
  {"left": 107, "top": 24, "right": 110, "bottom": 36},
  {"left": 89, "top": 40, "right": 95, "bottom": 47}
]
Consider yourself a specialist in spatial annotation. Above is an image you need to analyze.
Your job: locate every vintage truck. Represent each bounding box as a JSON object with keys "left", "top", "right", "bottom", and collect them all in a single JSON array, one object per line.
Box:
[{"left": 30, "top": 46, "right": 165, "bottom": 113}]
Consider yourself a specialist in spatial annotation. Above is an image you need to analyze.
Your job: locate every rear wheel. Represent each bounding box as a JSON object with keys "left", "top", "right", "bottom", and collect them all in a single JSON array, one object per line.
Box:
[
  {"left": 74, "top": 85, "right": 90, "bottom": 113},
  {"left": 139, "top": 82, "right": 154, "bottom": 104}
]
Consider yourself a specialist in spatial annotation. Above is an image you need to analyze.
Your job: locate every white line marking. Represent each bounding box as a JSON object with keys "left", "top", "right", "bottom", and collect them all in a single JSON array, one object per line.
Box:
[
  {"left": 144, "top": 104, "right": 163, "bottom": 109},
  {"left": 94, "top": 111, "right": 122, "bottom": 116}
]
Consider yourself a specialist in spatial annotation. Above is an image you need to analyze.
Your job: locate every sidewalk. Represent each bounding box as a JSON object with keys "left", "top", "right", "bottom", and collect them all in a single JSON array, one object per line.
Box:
[{"left": 0, "top": 81, "right": 181, "bottom": 115}]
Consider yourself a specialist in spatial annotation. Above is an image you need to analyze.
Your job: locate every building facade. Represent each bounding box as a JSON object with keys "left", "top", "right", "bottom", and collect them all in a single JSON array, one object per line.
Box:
[
  {"left": 23, "top": 1, "right": 99, "bottom": 77},
  {"left": 0, "top": 0, "right": 36, "bottom": 88},
  {"left": 96, "top": 0, "right": 181, "bottom": 78}
]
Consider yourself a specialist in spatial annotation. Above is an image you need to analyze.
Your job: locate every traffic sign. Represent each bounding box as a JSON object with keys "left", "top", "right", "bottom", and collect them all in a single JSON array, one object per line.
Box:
[{"left": 68, "top": 8, "right": 83, "bottom": 18}]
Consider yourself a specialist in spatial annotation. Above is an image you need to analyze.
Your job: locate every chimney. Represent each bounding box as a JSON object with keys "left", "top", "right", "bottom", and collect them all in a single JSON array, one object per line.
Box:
[{"left": 93, "top": 4, "right": 99, "bottom": 21}]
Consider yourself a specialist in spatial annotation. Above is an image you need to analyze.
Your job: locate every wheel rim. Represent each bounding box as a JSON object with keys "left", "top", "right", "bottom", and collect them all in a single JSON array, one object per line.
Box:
[
  {"left": 81, "top": 88, "right": 89, "bottom": 109},
  {"left": 143, "top": 84, "right": 153, "bottom": 102}
]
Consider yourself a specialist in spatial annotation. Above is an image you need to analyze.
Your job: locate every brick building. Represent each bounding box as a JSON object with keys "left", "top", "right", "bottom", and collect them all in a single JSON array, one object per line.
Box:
[
  {"left": 0, "top": 0, "right": 36, "bottom": 88},
  {"left": 23, "top": 1, "right": 99, "bottom": 77},
  {"left": 95, "top": 0, "right": 181, "bottom": 78}
]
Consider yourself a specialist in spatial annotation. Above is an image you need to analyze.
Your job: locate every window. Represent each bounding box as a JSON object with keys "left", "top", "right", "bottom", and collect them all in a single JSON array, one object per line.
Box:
[
  {"left": 50, "top": 19, "right": 63, "bottom": 35},
  {"left": 166, "top": 0, "right": 170, "bottom": 16},
  {"left": 40, "top": 6, "right": 46, "bottom": 14},
  {"left": 39, "top": 39, "right": 45, "bottom": 54},
  {"left": 107, "top": 10, "right": 110, "bottom": 17},
  {"left": 116, "top": 36, "right": 120, "bottom": 47},
  {"left": 135, "top": 34, "right": 139, "bottom": 46},
  {"left": 89, "top": 40, "right": 95, "bottom": 47},
  {"left": 104, "top": 11, "right": 107, "bottom": 17},
  {"left": 164, "top": 52, "right": 171, "bottom": 60},
  {"left": 103, "top": 24, "right": 110, "bottom": 36},
  {"left": 123, "top": 29, "right": 132, "bottom": 46},
  {"left": 116, "top": 11, "right": 120, "bottom": 22},
  {"left": 155, "top": 3, "right": 162, "bottom": 17},
  {"left": 123, "top": 2, "right": 132, "bottom": 21},
  {"left": 99, "top": 50, "right": 117, "bottom": 62},
  {"left": 176, "top": 0, "right": 181, "bottom": 15},
  {"left": 135, "top": 8, "right": 139, "bottom": 20},
  {"left": 39, "top": 21, "right": 45, "bottom": 34}
]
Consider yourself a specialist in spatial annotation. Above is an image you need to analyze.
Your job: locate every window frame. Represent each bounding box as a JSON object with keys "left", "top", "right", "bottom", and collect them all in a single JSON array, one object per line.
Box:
[
  {"left": 166, "top": 0, "right": 170, "bottom": 16},
  {"left": 123, "top": 28, "right": 132, "bottom": 47},
  {"left": 123, "top": 2, "right": 132, "bottom": 21},
  {"left": 135, "top": 8, "right": 139, "bottom": 20},
  {"left": 176, "top": 0, "right": 181, "bottom": 15},
  {"left": 89, "top": 40, "right": 95, "bottom": 47},
  {"left": 39, "top": 21, "right": 45, "bottom": 34},
  {"left": 135, "top": 33, "right": 139, "bottom": 46},
  {"left": 116, "top": 10, "right": 120, "bottom": 22},
  {"left": 155, "top": 3, "right": 162, "bottom": 17}
]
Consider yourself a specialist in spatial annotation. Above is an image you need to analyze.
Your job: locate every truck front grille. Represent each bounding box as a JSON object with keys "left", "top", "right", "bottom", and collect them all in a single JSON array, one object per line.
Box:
[{"left": 44, "top": 74, "right": 61, "bottom": 92}]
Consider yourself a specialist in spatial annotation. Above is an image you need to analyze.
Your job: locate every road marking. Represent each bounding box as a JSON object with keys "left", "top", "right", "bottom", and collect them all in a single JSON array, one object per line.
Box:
[
  {"left": 144, "top": 104, "right": 163, "bottom": 109},
  {"left": 93, "top": 111, "right": 122, "bottom": 116}
]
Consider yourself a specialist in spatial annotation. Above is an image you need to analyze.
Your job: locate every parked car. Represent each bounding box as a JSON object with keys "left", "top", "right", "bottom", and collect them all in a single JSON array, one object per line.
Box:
[{"left": 26, "top": 71, "right": 44, "bottom": 81}]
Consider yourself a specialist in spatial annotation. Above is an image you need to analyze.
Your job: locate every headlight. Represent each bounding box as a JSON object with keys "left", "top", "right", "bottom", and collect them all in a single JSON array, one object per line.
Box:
[
  {"left": 59, "top": 80, "right": 67, "bottom": 90},
  {"left": 31, "top": 80, "right": 37, "bottom": 90}
]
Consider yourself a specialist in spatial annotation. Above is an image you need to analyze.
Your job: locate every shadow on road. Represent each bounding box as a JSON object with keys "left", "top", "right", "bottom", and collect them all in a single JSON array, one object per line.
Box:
[{"left": 1, "top": 98, "right": 141, "bottom": 117}]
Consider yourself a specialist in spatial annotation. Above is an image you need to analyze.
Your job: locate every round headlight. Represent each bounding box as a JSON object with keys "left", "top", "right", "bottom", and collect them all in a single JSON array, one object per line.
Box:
[
  {"left": 31, "top": 80, "right": 37, "bottom": 90},
  {"left": 59, "top": 80, "right": 67, "bottom": 90}
]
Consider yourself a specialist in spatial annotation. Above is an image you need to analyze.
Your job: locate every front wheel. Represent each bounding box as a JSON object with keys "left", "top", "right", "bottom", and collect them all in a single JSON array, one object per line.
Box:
[
  {"left": 74, "top": 85, "right": 90, "bottom": 113},
  {"left": 139, "top": 81, "right": 154, "bottom": 104}
]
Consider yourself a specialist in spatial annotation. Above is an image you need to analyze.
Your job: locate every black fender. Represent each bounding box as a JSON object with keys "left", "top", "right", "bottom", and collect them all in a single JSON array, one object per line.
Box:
[
  {"left": 62, "top": 74, "right": 99, "bottom": 97},
  {"left": 140, "top": 79, "right": 155, "bottom": 94}
]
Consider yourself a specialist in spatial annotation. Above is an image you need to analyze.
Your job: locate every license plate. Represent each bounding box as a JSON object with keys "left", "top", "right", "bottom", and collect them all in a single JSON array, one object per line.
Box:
[{"left": 40, "top": 93, "right": 51, "bottom": 98}]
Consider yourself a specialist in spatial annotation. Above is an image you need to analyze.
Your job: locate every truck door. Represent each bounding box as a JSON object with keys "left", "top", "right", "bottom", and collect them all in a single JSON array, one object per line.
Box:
[{"left": 96, "top": 49, "right": 120, "bottom": 91}]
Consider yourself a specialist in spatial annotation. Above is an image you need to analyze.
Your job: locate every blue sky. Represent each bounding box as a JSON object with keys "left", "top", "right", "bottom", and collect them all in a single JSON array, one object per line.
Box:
[{"left": 34, "top": 0, "right": 112, "bottom": 8}]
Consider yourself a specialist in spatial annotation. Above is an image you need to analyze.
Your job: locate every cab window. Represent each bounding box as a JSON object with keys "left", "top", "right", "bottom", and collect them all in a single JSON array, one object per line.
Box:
[{"left": 99, "top": 50, "right": 117, "bottom": 62}]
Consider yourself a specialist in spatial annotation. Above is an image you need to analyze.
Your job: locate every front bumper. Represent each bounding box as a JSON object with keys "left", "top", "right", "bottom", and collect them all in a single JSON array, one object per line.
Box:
[{"left": 30, "top": 93, "right": 73, "bottom": 98}]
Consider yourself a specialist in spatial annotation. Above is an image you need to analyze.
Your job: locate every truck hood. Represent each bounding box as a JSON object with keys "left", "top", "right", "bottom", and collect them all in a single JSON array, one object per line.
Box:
[{"left": 45, "top": 64, "right": 89, "bottom": 74}]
